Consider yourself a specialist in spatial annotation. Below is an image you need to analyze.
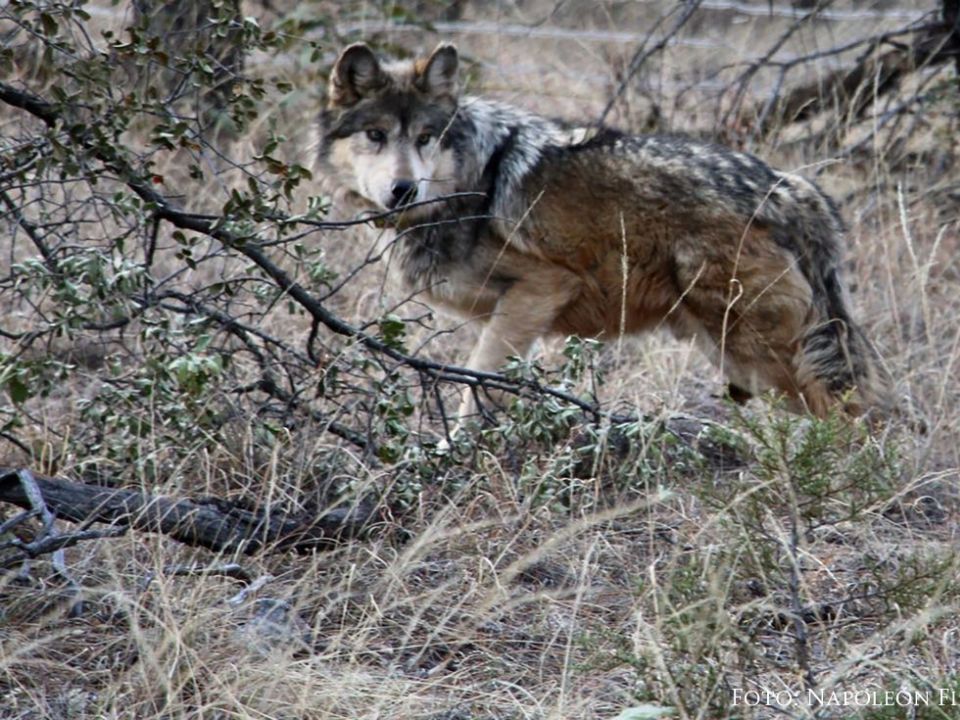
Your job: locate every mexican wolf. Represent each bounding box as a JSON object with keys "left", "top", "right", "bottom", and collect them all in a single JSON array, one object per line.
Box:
[{"left": 319, "top": 42, "right": 894, "bottom": 426}]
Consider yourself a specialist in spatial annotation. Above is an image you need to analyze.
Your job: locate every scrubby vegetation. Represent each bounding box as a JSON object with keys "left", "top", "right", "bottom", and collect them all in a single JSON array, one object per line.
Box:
[{"left": 1, "top": 1, "right": 959, "bottom": 718}]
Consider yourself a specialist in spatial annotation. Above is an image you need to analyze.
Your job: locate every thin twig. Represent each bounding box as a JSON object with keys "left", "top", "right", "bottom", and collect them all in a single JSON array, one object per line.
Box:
[{"left": 597, "top": 0, "right": 703, "bottom": 126}]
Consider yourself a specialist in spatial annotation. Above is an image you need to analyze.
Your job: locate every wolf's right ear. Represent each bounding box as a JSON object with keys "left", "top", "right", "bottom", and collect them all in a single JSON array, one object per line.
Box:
[
  {"left": 417, "top": 43, "right": 459, "bottom": 99},
  {"left": 329, "top": 43, "right": 386, "bottom": 107}
]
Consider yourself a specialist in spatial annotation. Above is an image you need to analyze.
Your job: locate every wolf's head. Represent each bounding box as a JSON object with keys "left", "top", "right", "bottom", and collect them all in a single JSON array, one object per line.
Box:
[{"left": 320, "top": 43, "right": 462, "bottom": 220}]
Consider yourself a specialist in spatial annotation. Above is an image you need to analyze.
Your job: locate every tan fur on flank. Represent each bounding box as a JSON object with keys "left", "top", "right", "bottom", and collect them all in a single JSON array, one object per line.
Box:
[{"left": 319, "top": 43, "right": 896, "bottom": 430}]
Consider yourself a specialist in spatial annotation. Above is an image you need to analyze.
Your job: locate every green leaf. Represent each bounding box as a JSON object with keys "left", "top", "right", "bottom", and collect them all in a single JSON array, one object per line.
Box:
[
  {"left": 7, "top": 377, "right": 30, "bottom": 404},
  {"left": 40, "top": 12, "right": 59, "bottom": 36},
  {"left": 378, "top": 314, "right": 407, "bottom": 351}
]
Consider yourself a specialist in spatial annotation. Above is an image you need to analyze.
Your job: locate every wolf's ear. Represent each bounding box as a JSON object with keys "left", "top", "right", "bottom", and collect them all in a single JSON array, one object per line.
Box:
[
  {"left": 417, "top": 43, "right": 459, "bottom": 98},
  {"left": 329, "top": 43, "right": 386, "bottom": 107}
]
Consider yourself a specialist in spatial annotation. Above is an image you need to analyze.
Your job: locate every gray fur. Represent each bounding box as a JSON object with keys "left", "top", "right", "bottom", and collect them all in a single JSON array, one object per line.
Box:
[{"left": 320, "top": 43, "right": 895, "bottom": 421}]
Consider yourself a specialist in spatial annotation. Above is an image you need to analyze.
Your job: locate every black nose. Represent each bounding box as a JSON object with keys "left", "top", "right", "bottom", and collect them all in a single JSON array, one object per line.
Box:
[{"left": 390, "top": 179, "right": 416, "bottom": 207}]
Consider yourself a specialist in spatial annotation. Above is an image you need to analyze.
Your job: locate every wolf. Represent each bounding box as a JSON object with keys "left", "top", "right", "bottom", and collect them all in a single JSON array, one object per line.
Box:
[{"left": 319, "top": 41, "right": 895, "bottom": 427}]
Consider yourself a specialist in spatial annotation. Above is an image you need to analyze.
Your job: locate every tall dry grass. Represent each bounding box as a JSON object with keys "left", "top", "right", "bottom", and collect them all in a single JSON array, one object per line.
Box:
[{"left": 1, "top": 1, "right": 959, "bottom": 719}]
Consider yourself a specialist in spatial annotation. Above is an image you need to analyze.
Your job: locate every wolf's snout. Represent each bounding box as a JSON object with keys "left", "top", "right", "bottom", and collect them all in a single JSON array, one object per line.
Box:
[{"left": 389, "top": 179, "right": 417, "bottom": 207}]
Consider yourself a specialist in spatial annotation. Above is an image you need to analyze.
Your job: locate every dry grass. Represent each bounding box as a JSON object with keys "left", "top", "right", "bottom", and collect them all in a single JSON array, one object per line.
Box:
[{"left": 1, "top": 1, "right": 960, "bottom": 719}]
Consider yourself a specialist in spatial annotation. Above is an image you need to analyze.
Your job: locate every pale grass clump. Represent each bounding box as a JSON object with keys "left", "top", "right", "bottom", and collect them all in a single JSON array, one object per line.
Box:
[{"left": 2, "top": 1, "right": 960, "bottom": 719}]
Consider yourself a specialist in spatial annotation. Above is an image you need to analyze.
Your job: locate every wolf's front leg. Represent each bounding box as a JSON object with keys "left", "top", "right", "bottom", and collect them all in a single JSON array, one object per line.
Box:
[
  {"left": 452, "top": 268, "right": 582, "bottom": 432},
  {"left": 455, "top": 320, "right": 539, "bottom": 423}
]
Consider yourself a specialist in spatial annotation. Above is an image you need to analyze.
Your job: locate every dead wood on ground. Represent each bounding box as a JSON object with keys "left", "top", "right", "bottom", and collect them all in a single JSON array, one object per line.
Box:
[{"left": 0, "top": 467, "right": 375, "bottom": 555}]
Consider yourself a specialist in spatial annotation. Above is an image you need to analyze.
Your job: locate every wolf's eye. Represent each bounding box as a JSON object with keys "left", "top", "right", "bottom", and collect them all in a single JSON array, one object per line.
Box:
[
  {"left": 365, "top": 129, "right": 387, "bottom": 144},
  {"left": 415, "top": 133, "right": 433, "bottom": 148}
]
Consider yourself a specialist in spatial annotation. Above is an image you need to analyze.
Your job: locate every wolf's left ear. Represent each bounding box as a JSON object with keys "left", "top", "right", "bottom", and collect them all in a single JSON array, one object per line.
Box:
[{"left": 417, "top": 43, "right": 459, "bottom": 98}]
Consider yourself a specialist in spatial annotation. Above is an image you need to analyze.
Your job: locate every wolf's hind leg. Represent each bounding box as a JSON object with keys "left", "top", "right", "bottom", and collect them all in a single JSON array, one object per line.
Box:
[
  {"left": 676, "top": 257, "right": 835, "bottom": 415},
  {"left": 718, "top": 294, "right": 841, "bottom": 417},
  {"left": 718, "top": 300, "right": 853, "bottom": 418},
  {"left": 722, "top": 348, "right": 835, "bottom": 417},
  {"left": 725, "top": 383, "right": 753, "bottom": 405}
]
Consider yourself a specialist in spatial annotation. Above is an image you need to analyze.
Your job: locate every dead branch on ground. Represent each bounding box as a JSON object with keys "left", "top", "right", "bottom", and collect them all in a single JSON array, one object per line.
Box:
[{"left": 0, "top": 467, "right": 375, "bottom": 554}]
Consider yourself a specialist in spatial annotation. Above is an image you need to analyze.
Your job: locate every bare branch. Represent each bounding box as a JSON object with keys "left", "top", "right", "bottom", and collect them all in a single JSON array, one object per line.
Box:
[
  {"left": 597, "top": 0, "right": 703, "bottom": 126},
  {"left": 743, "top": 14, "right": 960, "bottom": 137}
]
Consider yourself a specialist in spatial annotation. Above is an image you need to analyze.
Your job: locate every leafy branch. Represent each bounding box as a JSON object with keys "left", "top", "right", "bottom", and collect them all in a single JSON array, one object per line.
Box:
[{"left": 0, "top": 79, "right": 628, "bottom": 442}]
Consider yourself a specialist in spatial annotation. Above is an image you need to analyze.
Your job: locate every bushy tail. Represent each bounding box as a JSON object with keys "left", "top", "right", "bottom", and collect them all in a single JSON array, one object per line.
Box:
[{"left": 799, "top": 268, "right": 894, "bottom": 418}]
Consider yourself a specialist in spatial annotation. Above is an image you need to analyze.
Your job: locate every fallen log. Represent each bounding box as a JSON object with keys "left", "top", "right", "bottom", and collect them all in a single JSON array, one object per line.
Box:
[{"left": 0, "top": 467, "right": 375, "bottom": 555}]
